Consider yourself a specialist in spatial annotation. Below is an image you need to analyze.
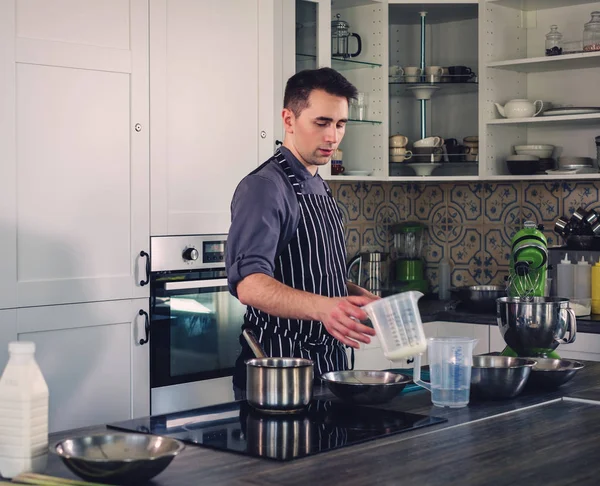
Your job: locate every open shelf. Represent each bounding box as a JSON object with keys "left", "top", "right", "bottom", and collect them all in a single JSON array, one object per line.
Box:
[
  {"left": 348, "top": 118, "right": 382, "bottom": 125},
  {"left": 487, "top": 0, "right": 600, "bottom": 11},
  {"left": 487, "top": 113, "right": 600, "bottom": 126},
  {"left": 487, "top": 51, "right": 600, "bottom": 73},
  {"left": 297, "top": 54, "right": 382, "bottom": 71},
  {"left": 486, "top": 173, "right": 600, "bottom": 181},
  {"left": 389, "top": 81, "right": 478, "bottom": 96}
]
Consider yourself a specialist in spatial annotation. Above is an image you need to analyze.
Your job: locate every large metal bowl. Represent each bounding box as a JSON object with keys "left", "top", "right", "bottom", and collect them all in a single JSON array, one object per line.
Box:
[
  {"left": 471, "top": 356, "right": 536, "bottom": 400},
  {"left": 527, "top": 358, "right": 584, "bottom": 389},
  {"left": 497, "top": 297, "right": 577, "bottom": 356},
  {"left": 50, "top": 433, "right": 185, "bottom": 485},
  {"left": 321, "top": 370, "right": 411, "bottom": 405},
  {"left": 450, "top": 285, "right": 506, "bottom": 312}
]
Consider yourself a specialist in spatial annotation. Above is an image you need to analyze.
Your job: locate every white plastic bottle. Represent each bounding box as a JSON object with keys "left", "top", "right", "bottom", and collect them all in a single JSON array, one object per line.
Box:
[
  {"left": 556, "top": 253, "right": 574, "bottom": 299},
  {"left": 0, "top": 342, "right": 49, "bottom": 478},
  {"left": 574, "top": 256, "right": 592, "bottom": 299},
  {"left": 438, "top": 259, "right": 451, "bottom": 300}
]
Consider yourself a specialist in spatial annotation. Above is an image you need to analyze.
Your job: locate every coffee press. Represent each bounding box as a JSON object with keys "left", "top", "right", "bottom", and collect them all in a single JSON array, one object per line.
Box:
[{"left": 331, "top": 14, "right": 362, "bottom": 59}]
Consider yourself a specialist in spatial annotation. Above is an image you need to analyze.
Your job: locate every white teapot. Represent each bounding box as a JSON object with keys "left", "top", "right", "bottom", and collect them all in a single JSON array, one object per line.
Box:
[{"left": 494, "top": 99, "right": 544, "bottom": 118}]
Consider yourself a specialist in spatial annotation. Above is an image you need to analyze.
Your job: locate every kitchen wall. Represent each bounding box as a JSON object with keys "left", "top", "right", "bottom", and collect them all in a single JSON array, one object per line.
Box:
[{"left": 330, "top": 180, "right": 600, "bottom": 291}]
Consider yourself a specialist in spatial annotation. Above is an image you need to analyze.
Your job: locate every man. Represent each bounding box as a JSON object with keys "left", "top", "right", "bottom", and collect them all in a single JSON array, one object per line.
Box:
[{"left": 226, "top": 68, "right": 378, "bottom": 396}]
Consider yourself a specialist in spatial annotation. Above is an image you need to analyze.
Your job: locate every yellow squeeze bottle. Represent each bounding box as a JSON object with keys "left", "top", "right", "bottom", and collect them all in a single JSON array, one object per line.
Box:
[{"left": 591, "top": 258, "right": 600, "bottom": 315}]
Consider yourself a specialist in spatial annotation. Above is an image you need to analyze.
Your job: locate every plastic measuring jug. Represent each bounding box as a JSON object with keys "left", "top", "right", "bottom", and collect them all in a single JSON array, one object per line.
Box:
[
  {"left": 413, "top": 337, "right": 477, "bottom": 408},
  {"left": 362, "top": 291, "right": 427, "bottom": 361}
]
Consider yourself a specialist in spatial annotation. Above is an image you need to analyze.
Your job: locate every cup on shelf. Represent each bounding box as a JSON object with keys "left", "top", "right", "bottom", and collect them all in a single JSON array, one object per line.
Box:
[
  {"left": 389, "top": 134, "right": 409, "bottom": 148},
  {"left": 441, "top": 67, "right": 451, "bottom": 83},
  {"left": 350, "top": 92, "right": 369, "bottom": 120},
  {"left": 414, "top": 136, "right": 443, "bottom": 148},
  {"left": 390, "top": 65, "right": 404, "bottom": 76},
  {"left": 389, "top": 148, "right": 413, "bottom": 163},
  {"left": 425, "top": 66, "right": 443, "bottom": 82},
  {"left": 448, "top": 65, "right": 475, "bottom": 82},
  {"left": 331, "top": 149, "right": 344, "bottom": 175},
  {"left": 412, "top": 146, "right": 443, "bottom": 162},
  {"left": 404, "top": 66, "right": 422, "bottom": 83}
]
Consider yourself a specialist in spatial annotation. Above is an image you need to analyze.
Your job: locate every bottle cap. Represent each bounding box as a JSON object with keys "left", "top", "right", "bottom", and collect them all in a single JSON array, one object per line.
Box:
[
  {"left": 9, "top": 341, "right": 35, "bottom": 354},
  {"left": 578, "top": 256, "right": 590, "bottom": 265},
  {"left": 561, "top": 253, "right": 571, "bottom": 264}
]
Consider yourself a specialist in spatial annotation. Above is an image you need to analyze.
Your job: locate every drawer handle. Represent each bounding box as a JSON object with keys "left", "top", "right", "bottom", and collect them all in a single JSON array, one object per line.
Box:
[
  {"left": 138, "top": 309, "right": 150, "bottom": 345},
  {"left": 139, "top": 251, "right": 150, "bottom": 286}
]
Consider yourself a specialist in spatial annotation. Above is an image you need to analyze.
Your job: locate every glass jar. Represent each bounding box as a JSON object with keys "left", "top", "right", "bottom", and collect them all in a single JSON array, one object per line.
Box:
[
  {"left": 545, "top": 25, "right": 563, "bottom": 56},
  {"left": 583, "top": 11, "right": 600, "bottom": 52}
]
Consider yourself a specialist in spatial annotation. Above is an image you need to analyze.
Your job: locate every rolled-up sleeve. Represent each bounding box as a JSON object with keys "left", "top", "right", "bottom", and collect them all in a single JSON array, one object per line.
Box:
[{"left": 226, "top": 173, "right": 294, "bottom": 298}]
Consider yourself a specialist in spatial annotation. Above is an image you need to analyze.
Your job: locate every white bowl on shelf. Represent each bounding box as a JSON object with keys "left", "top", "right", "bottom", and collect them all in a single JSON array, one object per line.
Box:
[
  {"left": 514, "top": 144, "right": 554, "bottom": 158},
  {"left": 406, "top": 85, "right": 440, "bottom": 100},
  {"left": 406, "top": 163, "right": 441, "bottom": 176},
  {"left": 344, "top": 170, "right": 372, "bottom": 177}
]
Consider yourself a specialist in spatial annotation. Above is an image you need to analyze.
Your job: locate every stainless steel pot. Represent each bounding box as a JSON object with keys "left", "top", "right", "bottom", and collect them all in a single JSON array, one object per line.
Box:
[
  {"left": 450, "top": 285, "right": 506, "bottom": 311},
  {"left": 243, "top": 329, "right": 314, "bottom": 413},
  {"left": 497, "top": 297, "right": 577, "bottom": 356}
]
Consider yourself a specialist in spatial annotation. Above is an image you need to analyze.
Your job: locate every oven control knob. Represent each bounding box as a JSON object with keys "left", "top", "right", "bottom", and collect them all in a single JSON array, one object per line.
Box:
[{"left": 182, "top": 247, "right": 199, "bottom": 261}]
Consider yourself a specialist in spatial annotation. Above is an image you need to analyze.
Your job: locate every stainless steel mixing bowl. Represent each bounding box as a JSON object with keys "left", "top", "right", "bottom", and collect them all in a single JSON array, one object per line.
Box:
[
  {"left": 321, "top": 370, "right": 411, "bottom": 405},
  {"left": 471, "top": 356, "right": 536, "bottom": 400},
  {"left": 497, "top": 297, "right": 577, "bottom": 356},
  {"left": 527, "top": 358, "right": 584, "bottom": 389},
  {"left": 51, "top": 433, "right": 185, "bottom": 484}
]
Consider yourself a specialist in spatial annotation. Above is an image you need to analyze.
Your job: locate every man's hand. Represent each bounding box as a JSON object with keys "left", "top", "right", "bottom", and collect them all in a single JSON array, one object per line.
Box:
[{"left": 316, "top": 295, "right": 376, "bottom": 349}]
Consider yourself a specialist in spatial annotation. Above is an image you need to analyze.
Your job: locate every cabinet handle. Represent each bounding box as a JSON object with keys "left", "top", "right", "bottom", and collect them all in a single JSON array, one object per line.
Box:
[
  {"left": 138, "top": 309, "right": 150, "bottom": 345},
  {"left": 139, "top": 251, "right": 150, "bottom": 286}
]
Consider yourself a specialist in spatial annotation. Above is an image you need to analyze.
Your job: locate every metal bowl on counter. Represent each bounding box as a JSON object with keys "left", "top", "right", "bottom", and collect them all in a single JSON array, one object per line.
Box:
[
  {"left": 51, "top": 433, "right": 185, "bottom": 484},
  {"left": 470, "top": 356, "right": 536, "bottom": 400},
  {"left": 527, "top": 358, "right": 584, "bottom": 389},
  {"left": 450, "top": 285, "right": 506, "bottom": 312},
  {"left": 321, "top": 370, "right": 411, "bottom": 405}
]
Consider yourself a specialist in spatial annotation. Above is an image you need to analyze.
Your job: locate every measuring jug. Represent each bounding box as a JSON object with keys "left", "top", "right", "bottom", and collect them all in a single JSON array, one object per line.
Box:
[
  {"left": 413, "top": 337, "right": 477, "bottom": 408},
  {"left": 362, "top": 291, "right": 427, "bottom": 361}
]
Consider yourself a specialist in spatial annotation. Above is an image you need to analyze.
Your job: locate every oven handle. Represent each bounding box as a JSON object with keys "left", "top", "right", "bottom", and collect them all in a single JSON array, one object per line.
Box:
[{"left": 164, "top": 278, "right": 229, "bottom": 291}]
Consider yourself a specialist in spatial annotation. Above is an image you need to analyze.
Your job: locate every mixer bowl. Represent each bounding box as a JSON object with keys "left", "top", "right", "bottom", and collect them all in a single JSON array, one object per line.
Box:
[{"left": 497, "top": 297, "right": 577, "bottom": 357}]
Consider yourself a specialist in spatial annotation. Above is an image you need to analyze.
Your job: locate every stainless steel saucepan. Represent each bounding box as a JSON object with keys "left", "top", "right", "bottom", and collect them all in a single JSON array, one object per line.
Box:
[{"left": 243, "top": 329, "right": 314, "bottom": 413}]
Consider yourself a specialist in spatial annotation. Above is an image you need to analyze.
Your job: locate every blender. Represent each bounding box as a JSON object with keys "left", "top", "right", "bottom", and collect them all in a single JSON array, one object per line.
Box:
[
  {"left": 390, "top": 222, "right": 429, "bottom": 294},
  {"left": 498, "top": 221, "right": 577, "bottom": 358}
]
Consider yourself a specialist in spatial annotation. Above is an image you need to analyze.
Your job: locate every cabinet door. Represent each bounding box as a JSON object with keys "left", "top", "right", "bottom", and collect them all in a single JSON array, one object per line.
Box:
[
  {"left": 0, "top": 310, "right": 18, "bottom": 371},
  {"left": 17, "top": 299, "right": 149, "bottom": 433},
  {"left": 0, "top": 0, "right": 149, "bottom": 309},
  {"left": 150, "top": 0, "right": 275, "bottom": 236},
  {"left": 354, "top": 335, "right": 392, "bottom": 370}
]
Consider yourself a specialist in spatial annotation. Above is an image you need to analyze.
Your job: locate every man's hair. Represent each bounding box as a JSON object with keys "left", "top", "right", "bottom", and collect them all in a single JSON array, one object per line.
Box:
[{"left": 283, "top": 67, "right": 358, "bottom": 117}]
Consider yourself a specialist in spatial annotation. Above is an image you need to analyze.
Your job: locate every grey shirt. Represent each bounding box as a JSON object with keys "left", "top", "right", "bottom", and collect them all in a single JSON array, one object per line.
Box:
[{"left": 226, "top": 147, "right": 330, "bottom": 297}]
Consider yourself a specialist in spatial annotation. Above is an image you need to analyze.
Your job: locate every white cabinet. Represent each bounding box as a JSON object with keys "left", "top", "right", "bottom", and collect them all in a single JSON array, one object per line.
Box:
[
  {"left": 353, "top": 335, "right": 394, "bottom": 370},
  {"left": 0, "top": 310, "right": 18, "bottom": 371},
  {"left": 0, "top": 0, "right": 149, "bottom": 309},
  {"left": 150, "top": 0, "right": 276, "bottom": 236},
  {"left": 17, "top": 299, "right": 150, "bottom": 433}
]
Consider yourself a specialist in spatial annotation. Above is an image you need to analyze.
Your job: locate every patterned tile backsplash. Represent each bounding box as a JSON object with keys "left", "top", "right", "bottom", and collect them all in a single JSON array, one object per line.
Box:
[{"left": 330, "top": 180, "right": 600, "bottom": 292}]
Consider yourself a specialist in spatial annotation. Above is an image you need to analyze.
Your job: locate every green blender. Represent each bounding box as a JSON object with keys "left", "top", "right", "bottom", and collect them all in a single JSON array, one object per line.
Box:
[
  {"left": 498, "top": 221, "right": 575, "bottom": 358},
  {"left": 391, "top": 222, "right": 429, "bottom": 294}
]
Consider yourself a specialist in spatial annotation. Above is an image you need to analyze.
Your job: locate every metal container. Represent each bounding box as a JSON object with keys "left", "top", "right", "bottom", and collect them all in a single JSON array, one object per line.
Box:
[
  {"left": 450, "top": 285, "right": 506, "bottom": 312},
  {"left": 471, "top": 356, "right": 536, "bottom": 399},
  {"left": 497, "top": 297, "right": 577, "bottom": 356},
  {"left": 527, "top": 358, "right": 584, "bottom": 389},
  {"left": 51, "top": 433, "right": 184, "bottom": 484},
  {"left": 244, "top": 330, "right": 314, "bottom": 413},
  {"left": 320, "top": 370, "right": 411, "bottom": 405}
]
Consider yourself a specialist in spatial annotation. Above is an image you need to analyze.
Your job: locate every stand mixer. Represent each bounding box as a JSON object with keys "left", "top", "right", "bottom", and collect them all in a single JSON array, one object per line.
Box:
[{"left": 499, "top": 221, "right": 577, "bottom": 358}]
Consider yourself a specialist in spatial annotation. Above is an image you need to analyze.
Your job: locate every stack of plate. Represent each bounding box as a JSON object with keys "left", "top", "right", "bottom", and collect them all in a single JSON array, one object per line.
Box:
[{"left": 557, "top": 156, "right": 596, "bottom": 172}]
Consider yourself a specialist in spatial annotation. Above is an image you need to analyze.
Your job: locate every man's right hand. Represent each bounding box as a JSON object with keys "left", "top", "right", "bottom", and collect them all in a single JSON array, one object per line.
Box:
[{"left": 316, "top": 296, "right": 377, "bottom": 349}]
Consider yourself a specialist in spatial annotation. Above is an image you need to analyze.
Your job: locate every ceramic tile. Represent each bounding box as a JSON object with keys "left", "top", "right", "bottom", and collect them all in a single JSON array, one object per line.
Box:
[
  {"left": 362, "top": 183, "right": 386, "bottom": 222},
  {"left": 410, "top": 183, "right": 446, "bottom": 223},
  {"left": 361, "top": 224, "right": 386, "bottom": 253},
  {"left": 334, "top": 182, "right": 364, "bottom": 224},
  {"left": 448, "top": 226, "right": 482, "bottom": 265},
  {"left": 483, "top": 183, "right": 521, "bottom": 225},
  {"left": 561, "top": 182, "right": 600, "bottom": 217},
  {"left": 480, "top": 265, "right": 509, "bottom": 287},
  {"left": 482, "top": 225, "right": 517, "bottom": 268},
  {"left": 344, "top": 225, "right": 361, "bottom": 260},
  {"left": 425, "top": 265, "right": 439, "bottom": 293},
  {"left": 423, "top": 225, "right": 446, "bottom": 265},
  {"left": 451, "top": 265, "right": 484, "bottom": 287},
  {"left": 521, "top": 182, "right": 562, "bottom": 225},
  {"left": 447, "top": 183, "right": 484, "bottom": 225},
  {"left": 388, "top": 183, "right": 411, "bottom": 222}
]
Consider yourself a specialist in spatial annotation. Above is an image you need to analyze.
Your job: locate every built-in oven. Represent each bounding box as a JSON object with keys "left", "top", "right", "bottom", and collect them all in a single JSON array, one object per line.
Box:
[{"left": 150, "top": 235, "right": 246, "bottom": 415}]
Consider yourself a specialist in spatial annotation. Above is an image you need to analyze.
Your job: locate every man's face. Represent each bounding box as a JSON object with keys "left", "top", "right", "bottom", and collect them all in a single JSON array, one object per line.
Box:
[{"left": 283, "top": 89, "right": 348, "bottom": 172}]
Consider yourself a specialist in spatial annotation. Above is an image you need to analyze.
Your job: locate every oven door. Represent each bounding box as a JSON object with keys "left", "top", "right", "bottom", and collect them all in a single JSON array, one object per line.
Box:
[{"left": 150, "top": 269, "right": 246, "bottom": 414}]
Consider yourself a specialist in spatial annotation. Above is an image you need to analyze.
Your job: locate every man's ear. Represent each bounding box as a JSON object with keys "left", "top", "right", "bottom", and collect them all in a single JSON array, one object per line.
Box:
[{"left": 282, "top": 108, "right": 295, "bottom": 134}]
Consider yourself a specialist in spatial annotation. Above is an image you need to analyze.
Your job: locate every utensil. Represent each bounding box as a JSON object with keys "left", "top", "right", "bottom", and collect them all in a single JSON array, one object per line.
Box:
[
  {"left": 50, "top": 433, "right": 184, "bottom": 485},
  {"left": 13, "top": 472, "right": 109, "bottom": 485},
  {"left": 243, "top": 329, "right": 314, "bottom": 413},
  {"left": 320, "top": 370, "right": 411, "bottom": 405},
  {"left": 527, "top": 358, "right": 584, "bottom": 389},
  {"left": 450, "top": 285, "right": 506, "bottom": 312},
  {"left": 497, "top": 297, "right": 577, "bottom": 357},
  {"left": 413, "top": 337, "right": 478, "bottom": 408},
  {"left": 470, "top": 356, "right": 536, "bottom": 399}
]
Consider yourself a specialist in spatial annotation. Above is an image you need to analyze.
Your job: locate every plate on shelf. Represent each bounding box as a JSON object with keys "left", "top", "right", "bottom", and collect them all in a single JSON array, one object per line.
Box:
[
  {"left": 542, "top": 107, "right": 600, "bottom": 116},
  {"left": 344, "top": 170, "right": 372, "bottom": 177},
  {"left": 545, "top": 169, "right": 578, "bottom": 175}
]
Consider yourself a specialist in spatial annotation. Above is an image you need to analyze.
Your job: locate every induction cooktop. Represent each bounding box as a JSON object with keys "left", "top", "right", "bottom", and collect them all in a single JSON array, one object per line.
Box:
[{"left": 107, "top": 399, "right": 446, "bottom": 461}]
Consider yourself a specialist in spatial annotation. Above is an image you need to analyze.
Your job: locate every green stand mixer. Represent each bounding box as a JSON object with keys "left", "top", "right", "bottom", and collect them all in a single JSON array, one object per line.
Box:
[{"left": 498, "top": 221, "right": 577, "bottom": 358}]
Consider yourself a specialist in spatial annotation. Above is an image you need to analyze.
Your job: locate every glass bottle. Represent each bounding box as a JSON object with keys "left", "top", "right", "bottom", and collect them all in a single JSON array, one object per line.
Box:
[
  {"left": 545, "top": 25, "right": 563, "bottom": 56},
  {"left": 583, "top": 11, "right": 600, "bottom": 52}
]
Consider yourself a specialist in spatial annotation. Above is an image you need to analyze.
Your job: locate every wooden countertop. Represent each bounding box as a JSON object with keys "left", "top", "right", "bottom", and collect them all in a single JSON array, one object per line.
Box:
[{"left": 41, "top": 361, "right": 600, "bottom": 485}]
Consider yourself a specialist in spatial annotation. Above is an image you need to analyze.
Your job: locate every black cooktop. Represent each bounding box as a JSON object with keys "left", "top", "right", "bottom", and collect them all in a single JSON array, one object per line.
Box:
[{"left": 108, "top": 400, "right": 446, "bottom": 461}]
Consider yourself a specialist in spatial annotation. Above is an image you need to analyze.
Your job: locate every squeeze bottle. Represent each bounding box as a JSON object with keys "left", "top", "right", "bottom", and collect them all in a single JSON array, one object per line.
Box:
[
  {"left": 592, "top": 258, "right": 600, "bottom": 314},
  {"left": 0, "top": 342, "right": 49, "bottom": 478},
  {"left": 574, "top": 256, "right": 591, "bottom": 299},
  {"left": 556, "top": 253, "right": 574, "bottom": 299}
]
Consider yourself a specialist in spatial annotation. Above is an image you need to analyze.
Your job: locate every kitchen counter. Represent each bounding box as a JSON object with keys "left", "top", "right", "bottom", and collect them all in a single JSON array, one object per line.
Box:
[
  {"left": 419, "top": 297, "right": 600, "bottom": 334},
  {"left": 43, "top": 362, "right": 600, "bottom": 485}
]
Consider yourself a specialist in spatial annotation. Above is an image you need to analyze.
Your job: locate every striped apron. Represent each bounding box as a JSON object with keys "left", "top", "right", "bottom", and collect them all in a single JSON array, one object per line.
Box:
[{"left": 233, "top": 150, "right": 350, "bottom": 390}]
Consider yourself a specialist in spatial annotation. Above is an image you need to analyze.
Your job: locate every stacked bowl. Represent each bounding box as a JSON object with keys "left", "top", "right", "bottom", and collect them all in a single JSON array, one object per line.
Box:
[{"left": 507, "top": 144, "right": 555, "bottom": 175}]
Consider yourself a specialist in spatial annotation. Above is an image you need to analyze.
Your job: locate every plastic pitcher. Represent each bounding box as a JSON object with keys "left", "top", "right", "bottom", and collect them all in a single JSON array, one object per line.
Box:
[
  {"left": 362, "top": 291, "right": 427, "bottom": 361},
  {"left": 413, "top": 337, "right": 477, "bottom": 408}
]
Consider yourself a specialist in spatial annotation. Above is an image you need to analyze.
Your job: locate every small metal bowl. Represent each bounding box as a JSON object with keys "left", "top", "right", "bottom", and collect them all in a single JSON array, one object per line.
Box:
[
  {"left": 51, "top": 433, "right": 185, "bottom": 485},
  {"left": 527, "top": 358, "right": 584, "bottom": 389},
  {"left": 321, "top": 370, "right": 411, "bottom": 405},
  {"left": 471, "top": 356, "right": 536, "bottom": 400}
]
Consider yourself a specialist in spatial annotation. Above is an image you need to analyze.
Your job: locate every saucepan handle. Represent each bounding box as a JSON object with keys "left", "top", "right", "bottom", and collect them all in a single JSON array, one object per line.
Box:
[
  {"left": 243, "top": 329, "right": 268, "bottom": 358},
  {"left": 555, "top": 308, "right": 577, "bottom": 345}
]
